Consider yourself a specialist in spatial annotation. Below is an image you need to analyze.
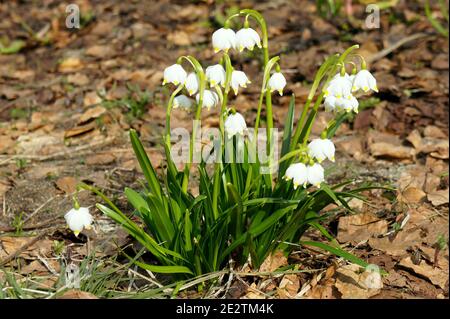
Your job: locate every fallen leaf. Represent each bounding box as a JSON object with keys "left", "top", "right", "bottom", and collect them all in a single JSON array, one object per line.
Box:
[
  {"left": 86, "top": 153, "right": 116, "bottom": 165},
  {"left": 58, "top": 57, "right": 84, "bottom": 73},
  {"left": 398, "top": 187, "right": 426, "bottom": 204},
  {"left": 424, "top": 126, "right": 447, "bottom": 139},
  {"left": 335, "top": 264, "right": 382, "bottom": 299},
  {"left": 55, "top": 176, "right": 78, "bottom": 194},
  {"left": 427, "top": 190, "right": 449, "bottom": 206},
  {"left": 399, "top": 256, "right": 449, "bottom": 290},
  {"left": 369, "top": 142, "right": 415, "bottom": 159},
  {"left": 86, "top": 45, "right": 112, "bottom": 58},
  {"left": 78, "top": 106, "right": 107, "bottom": 124},
  {"left": 67, "top": 73, "right": 90, "bottom": 86},
  {"left": 259, "top": 250, "right": 288, "bottom": 273},
  {"left": 64, "top": 122, "right": 96, "bottom": 138},
  {"left": 277, "top": 274, "right": 300, "bottom": 298},
  {"left": 0, "top": 237, "right": 53, "bottom": 261},
  {"left": 337, "top": 212, "right": 388, "bottom": 243},
  {"left": 58, "top": 289, "right": 98, "bottom": 299}
]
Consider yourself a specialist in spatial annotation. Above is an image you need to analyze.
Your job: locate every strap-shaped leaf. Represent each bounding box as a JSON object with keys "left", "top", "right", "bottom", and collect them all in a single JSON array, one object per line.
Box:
[{"left": 130, "top": 129, "right": 162, "bottom": 198}]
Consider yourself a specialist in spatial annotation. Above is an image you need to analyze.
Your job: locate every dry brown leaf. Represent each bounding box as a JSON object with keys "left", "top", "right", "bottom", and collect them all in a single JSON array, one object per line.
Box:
[
  {"left": 259, "top": 250, "right": 288, "bottom": 273},
  {"left": 424, "top": 126, "right": 447, "bottom": 139},
  {"left": 398, "top": 187, "right": 426, "bottom": 204},
  {"left": 399, "top": 256, "right": 449, "bottom": 290},
  {"left": 67, "top": 73, "right": 90, "bottom": 86},
  {"left": 337, "top": 213, "right": 388, "bottom": 243},
  {"left": 0, "top": 237, "right": 53, "bottom": 261},
  {"left": 369, "top": 142, "right": 415, "bottom": 159},
  {"left": 85, "top": 45, "right": 112, "bottom": 58},
  {"left": 78, "top": 106, "right": 107, "bottom": 124},
  {"left": 86, "top": 153, "right": 116, "bottom": 165},
  {"left": 335, "top": 264, "right": 382, "bottom": 299},
  {"left": 64, "top": 122, "right": 96, "bottom": 138},
  {"left": 427, "top": 190, "right": 449, "bottom": 206},
  {"left": 277, "top": 274, "right": 300, "bottom": 298},
  {"left": 0, "top": 135, "right": 14, "bottom": 154},
  {"left": 55, "top": 176, "right": 77, "bottom": 194},
  {"left": 83, "top": 91, "right": 102, "bottom": 107},
  {"left": 368, "top": 228, "right": 422, "bottom": 256},
  {"left": 58, "top": 57, "right": 84, "bottom": 73},
  {"left": 58, "top": 289, "right": 98, "bottom": 299}
]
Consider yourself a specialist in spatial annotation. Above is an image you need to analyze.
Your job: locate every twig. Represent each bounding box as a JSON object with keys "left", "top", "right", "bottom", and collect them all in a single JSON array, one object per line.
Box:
[
  {"left": 0, "top": 231, "right": 50, "bottom": 266},
  {"left": 366, "top": 33, "right": 429, "bottom": 64}
]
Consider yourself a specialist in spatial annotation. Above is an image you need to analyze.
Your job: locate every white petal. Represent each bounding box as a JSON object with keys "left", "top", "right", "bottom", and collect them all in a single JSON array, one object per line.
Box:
[
  {"left": 267, "top": 72, "right": 286, "bottom": 95},
  {"left": 174, "top": 95, "right": 193, "bottom": 110},
  {"left": 185, "top": 72, "right": 199, "bottom": 96},
  {"left": 163, "top": 64, "right": 187, "bottom": 85}
]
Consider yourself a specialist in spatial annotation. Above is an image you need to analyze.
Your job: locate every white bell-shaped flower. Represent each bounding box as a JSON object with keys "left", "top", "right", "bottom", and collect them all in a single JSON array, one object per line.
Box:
[
  {"left": 324, "top": 95, "right": 337, "bottom": 112},
  {"left": 284, "top": 163, "right": 308, "bottom": 189},
  {"left": 231, "top": 70, "right": 250, "bottom": 95},
  {"left": 323, "top": 75, "right": 352, "bottom": 99},
  {"left": 64, "top": 207, "right": 93, "bottom": 237},
  {"left": 308, "top": 138, "right": 335, "bottom": 163},
  {"left": 163, "top": 64, "right": 187, "bottom": 86},
  {"left": 352, "top": 69, "right": 378, "bottom": 93},
  {"left": 196, "top": 90, "right": 219, "bottom": 110},
  {"left": 306, "top": 163, "right": 325, "bottom": 187},
  {"left": 236, "top": 28, "right": 262, "bottom": 52},
  {"left": 225, "top": 112, "right": 247, "bottom": 138},
  {"left": 173, "top": 95, "right": 193, "bottom": 110},
  {"left": 212, "top": 28, "right": 236, "bottom": 53},
  {"left": 206, "top": 64, "right": 226, "bottom": 87},
  {"left": 338, "top": 95, "right": 359, "bottom": 113},
  {"left": 267, "top": 72, "right": 287, "bottom": 95},
  {"left": 185, "top": 72, "right": 199, "bottom": 96}
]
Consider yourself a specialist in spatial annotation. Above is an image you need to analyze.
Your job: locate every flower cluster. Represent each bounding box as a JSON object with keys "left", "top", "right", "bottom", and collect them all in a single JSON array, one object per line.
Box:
[
  {"left": 161, "top": 25, "right": 288, "bottom": 132},
  {"left": 284, "top": 65, "right": 377, "bottom": 189},
  {"left": 323, "top": 69, "right": 377, "bottom": 114}
]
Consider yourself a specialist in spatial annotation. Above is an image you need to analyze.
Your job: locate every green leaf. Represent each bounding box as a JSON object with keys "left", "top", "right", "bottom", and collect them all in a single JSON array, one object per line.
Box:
[
  {"left": 279, "top": 94, "right": 296, "bottom": 179},
  {"left": 129, "top": 129, "right": 162, "bottom": 198},
  {"left": 299, "top": 240, "right": 386, "bottom": 274}
]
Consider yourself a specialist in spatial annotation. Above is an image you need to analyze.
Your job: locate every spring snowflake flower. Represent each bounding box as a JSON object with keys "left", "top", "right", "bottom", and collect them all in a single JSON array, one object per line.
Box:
[
  {"left": 306, "top": 163, "right": 325, "bottom": 187},
  {"left": 206, "top": 64, "right": 226, "bottom": 87},
  {"left": 163, "top": 64, "right": 187, "bottom": 86},
  {"left": 267, "top": 72, "right": 287, "bottom": 95},
  {"left": 185, "top": 72, "right": 199, "bottom": 96},
  {"left": 173, "top": 95, "right": 193, "bottom": 110},
  {"left": 196, "top": 90, "right": 219, "bottom": 110},
  {"left": 236, "top": 27, "right": 262, "bottom": 52},
  {"left": 231, "top": 70, "right": 250, "bottom": 95},
  {"left": 224, "top": 112, "right": 247, "bottom": 138},
  {"left": 64, "top": 207, "right": 93, "bottom": 237},
  {"left": 308, "top": 138, "right": 335, "bottom": 163},
  {"left": 212, "top": 28, "right": 236, "bottom": 53},
  {"left": 339, "top": 95, "right": 359, "bottom": 113},
  {"left": 323, "top": 74, "right": 352, "bottom": 99},
  {"left": 352, "top": 69, "right": 378, "bottom": 93},
  {"left": 284, "top": 163, "right": 308, "bottom": 189}
]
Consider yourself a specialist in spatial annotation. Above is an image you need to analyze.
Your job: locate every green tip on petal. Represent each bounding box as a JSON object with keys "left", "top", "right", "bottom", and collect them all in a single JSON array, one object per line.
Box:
[{"left": 74, "top": 231, "right": 80, "bottom": 237}]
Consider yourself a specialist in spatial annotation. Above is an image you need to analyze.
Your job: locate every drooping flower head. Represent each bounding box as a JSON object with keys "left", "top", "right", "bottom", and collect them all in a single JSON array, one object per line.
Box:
[
  {"left": 267, "top": 72, "right": 287, "bottom": 96},
  {"left": 306, "top": 163, "right": 325, "bottom": 187},
  {"left": 224, "top": 112, "right": 247, "bottom": 139},
  {"left": 352, "top": 69, "right": 378, "bottom": 93},
  {"left": 236, "top": 27, "right": 262, "bottom": 52},
  {"left": 284, "top": 163, "right": 308, "bottom": 189},
  {"left": 64, "top": 207, "right": 93, "bottom": 237},
  {"left": 323, "top": 74, "right": 352, "bottom": 99},
  {"left": 231, "top": 70, "right": 250, "bottom": 95},
  {"left": 196, "top": 90, "right": 219, "bottom": 110},
  {"left": 173, "top": 95, "right": 194, "bottom": 111},
  {"left": 308, "top": 138, "right": 335, "bottom": 163},
  {"left": 212, "top": 28, "right": 236, "bottom": 53},
  {"left": 163, "top": 64, "right": 187, "bottom": 86},
  {"left": 206, "top": 64, "right": 226, "bottom": 87},
  {"left": 185, "top": 72, "right": 199, "bottom": 96}
]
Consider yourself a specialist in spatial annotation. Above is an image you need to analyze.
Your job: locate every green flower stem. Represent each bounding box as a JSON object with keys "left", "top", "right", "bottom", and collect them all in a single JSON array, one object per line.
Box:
[
  {"left": 165, "top": 85, "right": 184, "bottom": 148},
  {"left": 181, "top": 57, "right": 206, "bottom": 193}
]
